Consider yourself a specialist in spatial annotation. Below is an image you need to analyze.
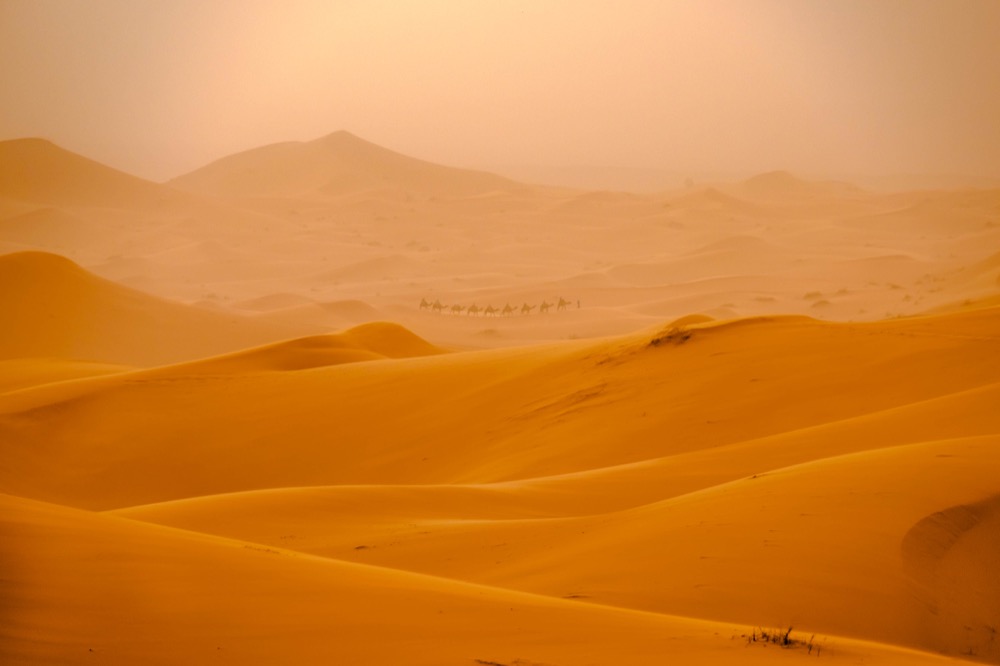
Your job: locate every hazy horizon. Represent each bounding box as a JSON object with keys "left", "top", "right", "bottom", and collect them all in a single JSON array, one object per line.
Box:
[
  {"left": 3, "top": 0, "right": 1000, "bottom": 186},
  {"left": 4, "top": 4, "right": 1000, "bottom": 663}
]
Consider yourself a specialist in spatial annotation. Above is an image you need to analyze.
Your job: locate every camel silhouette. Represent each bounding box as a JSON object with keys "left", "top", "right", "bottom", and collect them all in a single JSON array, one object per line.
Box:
[{"left": 420, "top": 297, "right": 577, "bottom": 316}]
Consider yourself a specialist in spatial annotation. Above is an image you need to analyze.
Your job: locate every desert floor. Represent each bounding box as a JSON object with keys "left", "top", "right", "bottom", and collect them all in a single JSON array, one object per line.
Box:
[{"left": 2, "top": 132, "right": 999, "bottom": 665}]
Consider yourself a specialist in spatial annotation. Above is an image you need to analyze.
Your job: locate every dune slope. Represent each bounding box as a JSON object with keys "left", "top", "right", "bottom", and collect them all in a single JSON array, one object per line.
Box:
[
  {"left": 4, "top": 132, "right": 1000, "bottom": 666},
  {"left": 3, "top": 308, "right": 997, "bottom": 508},
  {"left": 1, "top": 305, "right": 997, "bottom": 662},
  {"left": 0, "top": 251, "right": 312, "bottom": 366},
  {"left": 0, "top": 138, "right": 187, "bottom": 208},
  {"left": 4, "top": 492, "right": 962, "bottom": 666}
]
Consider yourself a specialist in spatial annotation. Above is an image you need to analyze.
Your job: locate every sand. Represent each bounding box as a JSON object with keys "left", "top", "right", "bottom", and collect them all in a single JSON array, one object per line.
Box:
[{"left": 2, "top": 133, "right": 998, "bottom": 665}]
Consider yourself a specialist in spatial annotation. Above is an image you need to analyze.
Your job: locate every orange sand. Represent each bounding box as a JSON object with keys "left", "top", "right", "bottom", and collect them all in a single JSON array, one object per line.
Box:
[{"left": 2, "top": 134, "right": 998, "bottom": 665}]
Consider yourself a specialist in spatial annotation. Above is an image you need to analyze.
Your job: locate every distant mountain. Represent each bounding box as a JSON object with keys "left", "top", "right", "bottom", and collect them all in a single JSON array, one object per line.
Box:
[
  {"left": 0, "top": 138, "right": 185, "bottom": 208},
  {"left": 168, "top": 130, "right": 523, "bottom": 199}
]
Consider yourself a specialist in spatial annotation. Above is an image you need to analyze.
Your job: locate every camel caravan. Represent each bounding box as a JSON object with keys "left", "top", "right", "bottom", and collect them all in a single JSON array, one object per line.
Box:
[{"left": 419, "top": 297, "right": 577, "bottom": 316}]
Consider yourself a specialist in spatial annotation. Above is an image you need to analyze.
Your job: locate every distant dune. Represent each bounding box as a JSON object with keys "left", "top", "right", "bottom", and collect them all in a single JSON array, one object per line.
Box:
[
  {"left": 3, "top": 134, "right": 997, "bottom": 338},
  {"left": 739, "top": 169, "right": 865, "bottom": 199},
  {"left": 169, "top": 130, "right": 524, "bottom": 199},
  {"left": 0, "top": 138, "right": 187, "bottom": 208}
]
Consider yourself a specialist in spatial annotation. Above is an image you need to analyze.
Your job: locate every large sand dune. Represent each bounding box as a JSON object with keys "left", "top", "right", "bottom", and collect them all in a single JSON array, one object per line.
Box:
[
  {"left": 0, "top": 251, "right": 310, "bottom": 366},
  {"left": 4, "top": 492, "right": 962, "bottom": 666},
  {"left": 3, "top": 304, "right": 999, "bottom": 662},
  {"left": 169, "top": 130, "right": 523, "bottom": 199},
  {"left": 0, "top": 138, "right": 186, "bottom": 209},
  {"left": 2, "top": 134, "right": 999, "bottom": 665}
]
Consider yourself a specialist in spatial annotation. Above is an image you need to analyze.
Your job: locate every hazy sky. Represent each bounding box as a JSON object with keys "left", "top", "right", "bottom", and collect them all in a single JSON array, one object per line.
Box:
[{"left": 2, "top": 0, "right": 999, "bottom": 182}]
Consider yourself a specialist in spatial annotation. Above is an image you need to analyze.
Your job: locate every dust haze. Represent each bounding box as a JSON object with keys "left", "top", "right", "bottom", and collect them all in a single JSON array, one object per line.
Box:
[
  {"left": 2, "top": 0, "right": 999, "bottom": 187},
  {"left": 2, "top": 2, "right": 1000, "bottom": 665}
]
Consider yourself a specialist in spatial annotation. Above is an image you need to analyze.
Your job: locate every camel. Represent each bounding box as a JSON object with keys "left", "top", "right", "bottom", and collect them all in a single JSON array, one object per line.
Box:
[
  {"left": 557, "top": 297, "right": 571, "bottom": 311},
  {"left": 521, "top": 303, "right": 536, "bottom": 315},
  {"left": 539, "top": 300, "right": 552, "bottom": 314},
  {"left": 450, "top": 304, "right": 465, "bottom": 315},
  {"left": 483, "top": 304, "right": 499, "bottom": 317},
  {"left": 419, "top": 298, "right": 432, "bottom": 311},
  {"left": 432, "top": 299, "right": 447, "bottom": 314},
  {"left": 502, "top": 303, "right": 516, "bottom": 317},
  {"left": 467, "top": 303, "right": 481, "bottom": 316}
]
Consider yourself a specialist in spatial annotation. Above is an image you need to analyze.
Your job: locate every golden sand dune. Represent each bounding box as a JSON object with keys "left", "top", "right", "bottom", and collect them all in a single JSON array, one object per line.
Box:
[
  {"left": 117, "top": 380, "right": 1000, "bottom": 535},
  {"left": 156, "top": 322, "right": 443, "bottom": 375},
  {"left": 0, "top": 308, "right": 1000, "bottom": 659},
  {"left": 3, "top": 307, "right": 997, "bottom": 509},
  {"left": 3, "top": 134, "right": 1000, "bottom": 665},
  {"left": 3, "top": 493, "right": 957, "bottom": 666},
  {"left": 0, "top": 251, "right": 313, "bottom": 366},
  {"left": 121, "top": 436, "right": 999, "bottom": 658},
  {"left": 0, "top": 358, "right": 133, "bottom": 394}
]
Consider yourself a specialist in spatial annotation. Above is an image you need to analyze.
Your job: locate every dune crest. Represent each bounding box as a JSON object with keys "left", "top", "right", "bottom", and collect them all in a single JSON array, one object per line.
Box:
[{"left": 150, "top": 323, "right": 443, "bottom": 375}]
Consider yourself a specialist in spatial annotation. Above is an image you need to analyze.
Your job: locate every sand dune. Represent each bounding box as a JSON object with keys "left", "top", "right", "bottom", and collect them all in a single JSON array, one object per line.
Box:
[
  {"left": 135, "top": 435, "right": 998, "bottom": 658},
  {"left": 4, "top": 307, "right": 997, "bottom": 510},
  {"left": 0, "top": 138, "right": 187, "bottom": 209},
  {"left": 0, "top": 251, "right": 311, "bottom": 366},
  {"left": 738, "top": 170, "right": 866, "bottom": 200},
  {"left": 247, "top": 298, "right": 387, "bottom": 335},
  {"left": 4, "top": 136, "right": 997, "bottom": 344},
  {"left": 136, "top": 323, "right": 442, "bottom": 375},
  {"left": 169, "top": 130, "right": 523, "bottom": 199},
  {"left": 232, "top": 291, "right": 319, "bottom": 312},
  {"left": 0, "top": 358, "right": 132, "bottom": 394},
  {"left": 1, "top": 306, "right": 994, "bottom": 662},
  {"left": 3, "top": 493, "right": 958, "bottom": 666},
  {"left": 0, "top": 207, "right": 99, "bottom": 252},
  {"left": 3, "top": 133, "right": 1000, "bottom": 665}
]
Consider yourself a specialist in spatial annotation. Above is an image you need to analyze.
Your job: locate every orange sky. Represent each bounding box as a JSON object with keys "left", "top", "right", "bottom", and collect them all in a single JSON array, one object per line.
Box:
[{"left": 2, "top": 0, "right": 999, "bottom": 183}]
